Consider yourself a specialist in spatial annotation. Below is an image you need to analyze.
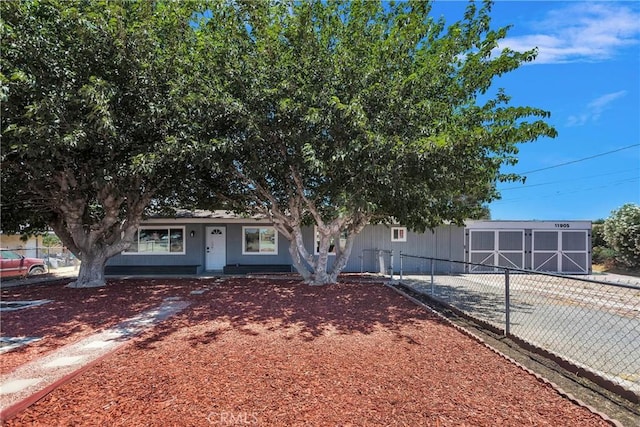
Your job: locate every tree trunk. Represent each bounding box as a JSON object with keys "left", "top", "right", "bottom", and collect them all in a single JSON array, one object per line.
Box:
[
  {"left": 328, "top": 232, "right": 357, "bottom": 283},
  {"left": 47, "top": 180, "right": 148, "bottom": 288},
  {"left": 288, "top": 239, "right": 313, "bottom": 283},
  {"left": 266, "top": 196, "right": 371, "bottom": 286},
  {"left": 288, "top": 224, "right": 355, "bottom": 286},
  {"left": 282, "top": 224, "right": 333, "bottom": 285},
  {"left": 310, "top": 231, "right": 333, "bottom": 285},
  {"left": 66, "top": 250, "right": 108, "bottom": 288}
]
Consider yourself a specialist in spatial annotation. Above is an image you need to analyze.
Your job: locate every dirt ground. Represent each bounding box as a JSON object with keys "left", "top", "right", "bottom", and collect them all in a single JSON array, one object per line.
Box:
[{"left": 0, "top": 277, "right": 626, "bottom": 426}]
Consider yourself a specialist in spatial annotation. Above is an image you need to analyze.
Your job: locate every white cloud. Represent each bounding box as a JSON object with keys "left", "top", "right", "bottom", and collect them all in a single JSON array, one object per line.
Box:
[
  {"left": 500, "top": 3, "right": 640, "bottom": 64},
  {"left": 566, "top": 90, "right": 627, "bottom": 126},
  {"left": 588, "top": 90, "right": 627, "bottom": 111}
]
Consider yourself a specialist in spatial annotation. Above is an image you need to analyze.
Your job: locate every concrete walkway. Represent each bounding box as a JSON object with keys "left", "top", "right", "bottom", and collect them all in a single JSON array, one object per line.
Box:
[{"left": 0, "top": 297, "right": 190, "bottom": 421}]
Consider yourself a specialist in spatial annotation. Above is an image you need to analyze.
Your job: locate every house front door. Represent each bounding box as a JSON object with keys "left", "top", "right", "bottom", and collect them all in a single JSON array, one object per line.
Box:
[{"left": 205, "top": 226, "right": 226, "bottom": 271}]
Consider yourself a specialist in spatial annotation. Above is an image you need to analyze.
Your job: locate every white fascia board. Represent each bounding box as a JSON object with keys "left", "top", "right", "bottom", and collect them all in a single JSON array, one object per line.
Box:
[
  {"left": 464, "top": 220, "right": 592, "bottom": 230},
  {"left": 140, "top": 217, "right": 273, "bottom": 225}
]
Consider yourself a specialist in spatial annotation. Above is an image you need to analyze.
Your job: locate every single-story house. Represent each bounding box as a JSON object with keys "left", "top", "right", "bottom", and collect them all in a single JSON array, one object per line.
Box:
[{"left": 105, "top": 211, "right": 592, "bottom": 276}]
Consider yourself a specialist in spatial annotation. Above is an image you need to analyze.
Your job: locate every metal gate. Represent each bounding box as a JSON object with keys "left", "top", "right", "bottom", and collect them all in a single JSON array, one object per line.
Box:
[
  {"left": 360, "top": 249, "right": 393, "bottom": 275},
  {"left": 468, "top": 230, "right": 525, "bottom": 272},
  {"left": 532, "top": 230, "right": 589, "bottom": 273}
]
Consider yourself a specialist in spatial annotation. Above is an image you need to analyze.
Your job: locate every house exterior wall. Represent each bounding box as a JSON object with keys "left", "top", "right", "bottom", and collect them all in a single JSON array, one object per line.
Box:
[
  {"left": 106, "top": 218, "right": 590, "bottom": 275},
  {"left": 256, "top": 223, "right": 465, "bottom": 274},
  {"left": 109, "top": 222, "right": 204, "bottom": 269},
  {"left": 106, "top": 221, "right": 467, "bottom": 274},
  {"left": 224, "top": 223, "right": 294, "bottom": 266},
  {"left": 341, "top": 224, "right": 465, "bottom": 274}
]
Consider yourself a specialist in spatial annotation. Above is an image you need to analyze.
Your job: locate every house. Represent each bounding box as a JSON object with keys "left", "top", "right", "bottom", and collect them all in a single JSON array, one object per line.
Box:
[{"left": 105, "top": 211, "right": 592, "bottom": 276}]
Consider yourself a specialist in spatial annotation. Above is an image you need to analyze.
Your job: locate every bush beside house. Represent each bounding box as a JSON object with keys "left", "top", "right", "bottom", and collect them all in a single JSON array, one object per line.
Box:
[{"left": 593, "top": 203, "right": 640, "bottom": 273}]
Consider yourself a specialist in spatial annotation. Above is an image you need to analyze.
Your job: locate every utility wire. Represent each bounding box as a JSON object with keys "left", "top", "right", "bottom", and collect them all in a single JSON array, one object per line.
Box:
[
  {"left": 492, "top": 177, "right": 639, "bottom": 205},
  {"left": 499, "top": 168, "right": 638, "bottom": 191},
  {"left": 518, "top": 143, "right": 640, "bottom": 175}
]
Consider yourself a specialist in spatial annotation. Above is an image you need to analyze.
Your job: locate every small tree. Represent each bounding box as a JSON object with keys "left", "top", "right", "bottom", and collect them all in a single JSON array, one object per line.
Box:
[
  {"left": 603, "top": 204, "right": 640, "bottom": 269},
  {"left": 42, "top": 234, "right": 62, "bottom": 248},
  {"left": 1, "top": 1, "right": 228, "bottom": 287},
  {"left": 205, "top": 0, "right": 557, "bottom": 284}
]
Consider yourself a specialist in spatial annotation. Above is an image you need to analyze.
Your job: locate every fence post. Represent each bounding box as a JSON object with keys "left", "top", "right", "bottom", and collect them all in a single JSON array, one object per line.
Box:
[
  {"left": 504, "top": 268, "right": 510, "bottom": 337},
  {"left": 399, "top": 251, "right": 403, "bottom": 281},
  {"left": 430, "top": 258, "right": 435, "bottom": 296},
  {"left": 389, "top": 251, "right": 394, "bottom": 281}
]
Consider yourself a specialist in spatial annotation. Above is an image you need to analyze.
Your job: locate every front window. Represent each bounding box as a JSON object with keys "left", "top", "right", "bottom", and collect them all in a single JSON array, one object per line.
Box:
[
  {"left": 243, "top": 226, "right": 278, "bottom": 254},
  {"left": 125, "top": 227, "right": 185, "bottom": 254}
]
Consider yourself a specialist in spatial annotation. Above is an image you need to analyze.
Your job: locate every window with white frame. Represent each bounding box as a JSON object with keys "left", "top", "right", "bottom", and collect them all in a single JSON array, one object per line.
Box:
[
  {"left": 314, "top": 227, "right": 348, "bottom": 255},
  {"left": 125, "top": 227, "right": 185, "bottom": 254},
  {"left": 391, "top": 227, "right": 407, "bottom": 242},
  {"left": 243, "top": 226, "right": 278, "bottom": 254}
]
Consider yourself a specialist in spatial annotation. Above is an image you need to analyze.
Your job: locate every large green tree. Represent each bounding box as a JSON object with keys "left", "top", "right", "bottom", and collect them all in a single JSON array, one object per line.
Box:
[
  {"left": 203, "top": 0, "right": 557, "bottom": 284},
  {"left": 1, "top": 1, "right": 228, "bottom": 287}
]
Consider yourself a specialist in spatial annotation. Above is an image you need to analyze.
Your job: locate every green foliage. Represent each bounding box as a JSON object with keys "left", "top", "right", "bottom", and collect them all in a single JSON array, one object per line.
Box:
[
  {"left": 190, "top": 0, "right": 558, "bottom": 283},
  {"left": 0, "top": 0, "right": 561, "bottom": 285},
  {"left": 1, "top": 0, "right": 223, "bottom": 235},
  {"left": 42, "top": 233, "right": 62, "bottom": 248},
  {"left": 591, "top": 221, "right": 613, "bottom": 267},
  {"left": 0, "top": 0, "right": 230, "bottom": 285},
  {"left": 209, "top": 0, "right": 556, "bottom": 229},
  {"left": 603, "top": 204, "right": 640, "bottom": 269},
  {"left": 591, "top": 222, "right": 607, "bottom": 248},
  {"left": 592, "top": 246, "right": 616, "bottom": 267}
]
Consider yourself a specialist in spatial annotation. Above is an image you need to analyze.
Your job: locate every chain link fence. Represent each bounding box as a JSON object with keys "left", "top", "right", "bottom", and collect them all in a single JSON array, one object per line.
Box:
[
  {"left": 1, "top": 246, "right": 80, "bottom": 272},
  {"left": 397, "top": 254, "right": 640, "bottom": 402}
]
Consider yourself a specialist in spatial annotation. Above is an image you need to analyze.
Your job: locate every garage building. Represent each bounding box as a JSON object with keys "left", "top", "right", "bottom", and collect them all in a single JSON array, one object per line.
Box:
[{"left": 465, "top": 221, "right": 592, "bottom": 274}]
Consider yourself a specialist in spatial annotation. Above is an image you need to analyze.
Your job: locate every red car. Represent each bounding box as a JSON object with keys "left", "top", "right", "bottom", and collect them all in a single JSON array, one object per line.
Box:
[{"left": 0, "top": 249, "right": 47, "bottom": 278}]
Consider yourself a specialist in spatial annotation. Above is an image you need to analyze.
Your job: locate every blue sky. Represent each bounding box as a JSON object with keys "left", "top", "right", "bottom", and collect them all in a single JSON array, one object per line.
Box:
[{"left": 431, "top": 1, "right": 640, "bottom": 221}]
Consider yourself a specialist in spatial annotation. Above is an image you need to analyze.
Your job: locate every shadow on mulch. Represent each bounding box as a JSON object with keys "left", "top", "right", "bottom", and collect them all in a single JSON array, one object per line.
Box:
[
  {"left": 1, "top": 275, "right": 436, "bottom": 355},
  {"left": 3, "top": 277, "right": 628, "bottom": 426},
  {"left": 0, "top": 278, "right": 203, "bottom": 364},
  {"left": 133, "top": 277, "right": 444, "bottom": 350}
]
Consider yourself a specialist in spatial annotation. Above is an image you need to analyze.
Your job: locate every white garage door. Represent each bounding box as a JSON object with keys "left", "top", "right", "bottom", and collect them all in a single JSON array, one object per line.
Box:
[{"left": 532, "top": 230, "right": 589, "bottom": 273}]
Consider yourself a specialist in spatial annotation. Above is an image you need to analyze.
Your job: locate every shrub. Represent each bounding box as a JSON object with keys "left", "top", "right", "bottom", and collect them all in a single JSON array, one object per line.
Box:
[
  {"left": 592, "top": 246, "right": 617, "bottom": 266},
  {"left": 591, "top": 221, "right": 607, "bottom": 248},
  {"left": 603, "top": 204, "right": 640, "bottom": 269}
]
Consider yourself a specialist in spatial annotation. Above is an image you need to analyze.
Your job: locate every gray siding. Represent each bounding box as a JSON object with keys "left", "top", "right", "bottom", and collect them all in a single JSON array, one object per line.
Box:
[
  {"left": 108, "top": 223, "right": 205, "bottom": 271},
  {"left": 381, "top": 225, "right": 465, "bottom": 274},
  {"left": 305, "top": 224, "right": 465, "bottom": 274},
  {"left": 105, "top": 221, "right": 497, "bottom": 275},
  {"left": 224, "top": 223, "right": 292, "bottom": 265}
]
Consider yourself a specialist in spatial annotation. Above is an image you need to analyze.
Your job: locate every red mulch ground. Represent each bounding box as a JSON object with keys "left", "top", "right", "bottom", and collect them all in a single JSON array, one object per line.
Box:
[
  {"left": 1, "top": 278, "right": 202, "bottom": 375},
  {"left": 1, "top": 277, "right": 611, "bottom": 426}
]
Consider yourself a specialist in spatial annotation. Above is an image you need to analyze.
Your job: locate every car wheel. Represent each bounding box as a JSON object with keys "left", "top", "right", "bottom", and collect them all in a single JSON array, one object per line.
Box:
[{"left": 28, "top": 266, "right": 46, "bottom": 276}]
